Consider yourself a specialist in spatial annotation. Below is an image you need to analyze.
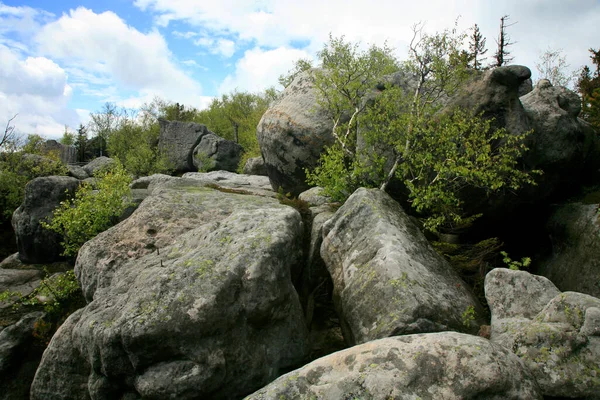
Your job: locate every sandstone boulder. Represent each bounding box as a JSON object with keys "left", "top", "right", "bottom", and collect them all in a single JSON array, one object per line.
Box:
[
  {"left": 486, "top": 268, "right": 600, "bottom": 398},
  {"left": 11, "top": 176, "right": 79, "bottom": 264},
  {"left": 130, "top": 173, "right": 177, "bottom": 190},
  {"left": 321, "top": 188, "right": 485, "bottom": 345},
  {"left": 192, "top": 133, "right": 243, "bottom": 172},
  {"left": 82, "top": 156, "right": 115, "bottom": 177},
  {"left": 31, "top": 179, "right": 309, "bottom": 400},
  {"left": 257, "top": 69, "right": 334, "bottom": 196},
  {"left": 182, "top": 171, "right": 275, "bottom": 198},
  {"left": 247, "top": 332, "right": 542, "bottom": 399},
  {"left": 158, "top": 119, "right": 213, "bottom": 173},
  {"left": 66, "top": 164, "right": 88, "bottom": 180},
  {"left": 242, "top": 157, "right": 267, "bottom": 176},
  {"left": 43, "top": 140, "right": 77, "bottom": 164}
]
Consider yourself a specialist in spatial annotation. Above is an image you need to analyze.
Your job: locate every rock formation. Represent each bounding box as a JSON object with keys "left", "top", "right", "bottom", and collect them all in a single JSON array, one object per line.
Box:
[{"left": 192, "top": 133, "right": 243, "bottom": 172}]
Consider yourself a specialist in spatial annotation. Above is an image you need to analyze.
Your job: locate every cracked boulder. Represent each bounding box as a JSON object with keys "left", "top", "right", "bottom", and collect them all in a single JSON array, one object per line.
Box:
[
  {"left": 247, "top": 332, "right": 542, "bottom": 399},
  {"left": 31, "top": 179, "right": 309, "bottom": 400},
  {"left": 486, "top": 268, "right": 600, "bottom": 398},
  {"left": 158, "top": 119, "right": 214, "bottom": 173},
  {"left": 321, "top": 188, "right": 485, "bottom": 345}
]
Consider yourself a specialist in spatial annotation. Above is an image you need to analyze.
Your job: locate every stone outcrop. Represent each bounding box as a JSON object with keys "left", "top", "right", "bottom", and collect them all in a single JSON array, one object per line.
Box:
[
  {"left": 158, "top": 119, "right": 213, "bottom": 173},
  {"left": 182, "top": 171, "right": 276, "bottom": 198},
  {"left": 12, "top": 176, "right": 80, "bottom": 264},
  {"left": 42, "top": 140, "right": 77, "bottom": 165},
  {"left": 247, "top": 332, "right": 542, "bottom": 399},
  {"left": 65, "top": 165, "right": 88, "bottom": 180},
  {"left": 242, "top": 157, "right": 267, "bottom": 176},
  {"left": 321, "top": 188, "right": 485, "bottom": 344},
  {"left": 538, "top": 202, "right": 600, "bottom": 298},
  {"left": 31, "top": 179, "right": 309, "bottom": 400},
  {"left": 520, "top": 80, "right": 600, "bottom": 199},
  {"left": 486, "top": 268, "right": 600, "bottom": 399},
  {"left": 257, "top": 69, "right": 335, "bottom": 196},
  {"left": 192, "top": 133, "right": 243, "bottom": 172}
]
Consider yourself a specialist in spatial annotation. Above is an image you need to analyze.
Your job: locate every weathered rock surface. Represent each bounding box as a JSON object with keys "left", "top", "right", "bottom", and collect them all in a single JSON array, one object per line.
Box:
[
  {"left": 486, "top": 268, "right": 600, "bottom": 398},
  {"left": 12, "top": 176, "right": 80, "bottom": 264},
  {"left": 521, "top": 80, "right": 600, "bottom": 199},
  {"left": 192, "top": 133, "right": 243, "bottom": 172},
  {"left": 182, "top": 171, "right": 276, "bottom": 198},
  {"left": 247, "top": 332, "right": 543, "bottom": 400},
  {"left": 82, "top": 156, "right": 115, "bottom": 177},
  {"left": 243, "top": 156, "right": 267, "bottom": 176},
  {"left": 257, "top": 69, "right": 334, "bottom": 196},
  {"left": 130, "top": 173, "right": 177, "bottom": 190},
  {"left": 298, "top": 186, "right": 331, "bottom": 207},
  {"left": 31, "top": 179, "right": 309, "bottom": 399},
  {"left": 43, "top": 140, "right": 77, "bottom": 164},
  {"left": 0, "top": 268, "right": 42, "bottom": 299},
  {"left": 66, "top": 164, "right": 88, "bottom": 180},
  {"left": 538, "top": 202, "right": 600, "bottom": 298},
  {"left": 321, "top": 188, "right": 484, "bottom": 345},
  {"left": 0, "top": 312, "right": 46, "bottom": 400},
  {"left": 158, "top": 119, "right": 213, "bottom": 173}
]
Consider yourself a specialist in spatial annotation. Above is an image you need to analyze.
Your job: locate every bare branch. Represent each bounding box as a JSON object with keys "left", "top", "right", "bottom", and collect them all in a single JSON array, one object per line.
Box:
[{"left": 0, "top": 114, "right": 18, "bottom": 150}]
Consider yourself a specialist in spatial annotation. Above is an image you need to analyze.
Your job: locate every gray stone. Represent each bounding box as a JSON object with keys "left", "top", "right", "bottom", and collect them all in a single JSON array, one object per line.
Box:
[
  {"left": 298, "top": 187, "right": 331, "bottom": 207},
  {"left": 486, "top": 268, "right": 600, "bottom": 398},
  {"left": 257, "top": 69, "right": 335, "bottom": 196},
  {"left": 31, "top": 179, "right": 309, "bottom": 400},
  {"left": 43, "top": 140, "right": 77, "bottom": 164},
  {"left": 158, "top": 119, "right": 213, "bottom": 173},
  {"left": 11, "top": 176, "right": 80, "bottom": 264},
  {"left": 520, "top": 80, "right": 600, "bottom": 199},
  {"left": 246, "top": 332, "right": 542, "bottom": 400},
  {"left": 66, "top": 164, "right": 88, "bottom": 180},
  {"left": 0, "top": 312, "right": 44, "bottom": 374},
  {"left": 182, "top": 171, "right": 275, "bottom": 198},
  {"left": 321, "top": 188, "right": 484, "bottom": 345},
  {"left": 242, "top": 157, "right": 267, "bottom": 176},
  {"left": 130, "top": 174, "right": 177, "bottom": 190},
  {"left": 192, "top": 133, "right": 243, "bottom": 172},
  {"left": 0, "top": 268, "right": 42, "bottom": 301},
  {"left": 82, "top": 156, "right": 116, "bottom": 177},
  {"left": 538, "top": 202, "right": 600, "bottom": 297}
]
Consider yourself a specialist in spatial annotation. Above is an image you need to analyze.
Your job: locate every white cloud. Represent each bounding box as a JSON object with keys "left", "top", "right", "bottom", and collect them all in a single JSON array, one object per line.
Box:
[
  {"left": 0, "top": 44, "right": 77, "bottom": 139},
  {"left": 35, "top": 7, "right": 203, "bottom": 106},
  {"left": 219, "top": 46, "right": 313, "bottom": 94}
]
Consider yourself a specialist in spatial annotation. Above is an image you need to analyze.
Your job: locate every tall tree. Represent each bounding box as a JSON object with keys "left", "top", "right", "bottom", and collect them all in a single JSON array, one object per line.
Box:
[
  {"left": 60, "top": 125, "right": 75, "bottom": 146},
  {"left": 577, "top": 48, "right": 600, "bottom": 128},
  {"left": 75, "top": 124, "right": 88, "bottom": 162},
  {"left": 535, "top": 48, "right": 574, "bottom": 87},
  {"left": 493, "top": 15, "right": 516, "bottom": 67},
  {"left": 468, "top": 24, "right": 488, "bottom": 70},
  {"left": 0, "top": 114, "right": 18, "bottom": 151},
  {"left": 89, "top": 102, "right": 124, "bottom": 157}
]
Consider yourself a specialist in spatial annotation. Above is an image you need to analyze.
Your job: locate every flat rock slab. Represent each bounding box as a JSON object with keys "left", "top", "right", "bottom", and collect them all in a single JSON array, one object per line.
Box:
[
  {"left": 31, "top": 179, "right": 309, "bottom": 400},
  {"left": 247, "top": 332, "right": 542, "bottom": 400},
  {"left": 321, "top": 188, "right": 484, "bottom": 344}
]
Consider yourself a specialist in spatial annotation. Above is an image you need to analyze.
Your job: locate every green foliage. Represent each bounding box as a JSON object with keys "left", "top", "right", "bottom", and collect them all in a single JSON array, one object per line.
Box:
[
  {"left": 500, "top": 251, "right": 531, "bottom": 270},
  {"left": 462, "top": 305, "right": 477, "bottom": 328},
  {"left": 0, "top": 269, "right": 85, "bottom": 343},
  {"left": 60, "top": 128, "right": 75, "bottom": 146},
  {"left": 278, "top": 58, "right": 313, "bottom": 88},
  {"left": 577, "top": 48, "right": 600, "bottom": 129},
  {"left": 304, "top": 27, "right": 539, "bottom": 233},
  {"left": 42, "top": 162, "right": 133, "bottom": 256},
  {"left": 107, "top": 118, "right": 173, "bottom": 177},
  {"left": 0, "top": 135, "right": 68, "bottom": 223}
]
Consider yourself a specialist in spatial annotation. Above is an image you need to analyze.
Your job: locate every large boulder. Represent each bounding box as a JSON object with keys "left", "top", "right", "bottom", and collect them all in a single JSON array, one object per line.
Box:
[
  {"left": 11, "top": 176, "right": 79, "bottom": 264},
  {"left": 31, "top": 179, "right": 309, "bottom": 400},
  {"left": 82, "top": 156, "right": 115, "bottom": 177},
  {"left": 43, "top": 140, "right": 77, "bottom": 164},
  {"left": 158, "top": 119, "right": 213, "bottom": 173},
  {"left": 538, "top": 202, "right": 600, "bottom": 297},
  {"left": 182, "top": 171, "right": 276, "bottom": 198},
  {"left": 321, "top": 188, "right": 485, "bottom": 345},
  {"left": 242, "top": 157, "right": 267, "bottom": 176},
  {"left": 520, "top": 80, "right": 600, "bottom": 199},
  {"left": 192, "top": 133, "right": 243, "bottom": 172},
  {"left": 247, "top": 332, "right": 542, "bottom": 399},
  {"left": 257, "top": 69, "right": 335, "bottom": 196},
  {"left": 486, "top": 268, "right": 600, "bottom": 399}
]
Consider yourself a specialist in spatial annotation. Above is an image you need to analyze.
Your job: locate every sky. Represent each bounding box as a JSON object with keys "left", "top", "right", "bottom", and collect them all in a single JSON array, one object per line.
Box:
[{"left": 1, "top": 0, "right": 599, "bottom": 140}]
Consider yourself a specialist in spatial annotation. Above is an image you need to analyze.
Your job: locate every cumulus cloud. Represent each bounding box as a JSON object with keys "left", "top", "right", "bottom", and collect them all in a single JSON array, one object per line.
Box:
[
  {"left": 0, "top": 44, "right": 77, "bottom": 139},
  {"left": 35, "top": 7, "right": 202, "bottom": 105},
  {"left": 219, "top": 47, "right": 313, "bottom": 94}
]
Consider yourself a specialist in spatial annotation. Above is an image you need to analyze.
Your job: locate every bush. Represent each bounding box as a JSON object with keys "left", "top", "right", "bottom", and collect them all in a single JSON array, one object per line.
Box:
[{"left": 42, "top": 162, "right": 133, "bottom": 256}]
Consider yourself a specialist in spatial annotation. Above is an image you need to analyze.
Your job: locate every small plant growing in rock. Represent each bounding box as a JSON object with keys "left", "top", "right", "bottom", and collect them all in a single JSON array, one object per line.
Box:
[
  {"left": 500, "top": 251, "right": 531, "bottom": 270},
  {"left": 462, "top": 305, "right": 477, "bottom": 329},
  {"left": 277, "top": 187, "right": 310, "bottom": 215}
]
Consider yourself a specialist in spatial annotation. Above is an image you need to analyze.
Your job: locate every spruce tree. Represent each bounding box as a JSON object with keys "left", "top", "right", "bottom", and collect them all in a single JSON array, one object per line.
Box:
[{"left": 468, "top": 24, "right": 487, "bottom": 70}]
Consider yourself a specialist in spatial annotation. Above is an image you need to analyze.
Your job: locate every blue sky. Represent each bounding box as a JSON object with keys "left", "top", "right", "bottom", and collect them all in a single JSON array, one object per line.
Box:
[{"left": 1, "top": 0, "right": 599, "bottom": 140}]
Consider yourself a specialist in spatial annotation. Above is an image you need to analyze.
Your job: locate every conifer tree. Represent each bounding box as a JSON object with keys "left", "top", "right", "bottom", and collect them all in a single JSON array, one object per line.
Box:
[
  {"left": 468, "top": 24, "right": 487, "bottom": 70},
  {"left": 493, "top": 15, "right": 516, "bottom": 67}
]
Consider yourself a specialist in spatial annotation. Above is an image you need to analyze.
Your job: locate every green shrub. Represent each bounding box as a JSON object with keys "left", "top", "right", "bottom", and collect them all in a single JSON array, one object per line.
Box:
[{"left": 42, "top": 162, "right": 133, "bottom": 256}]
